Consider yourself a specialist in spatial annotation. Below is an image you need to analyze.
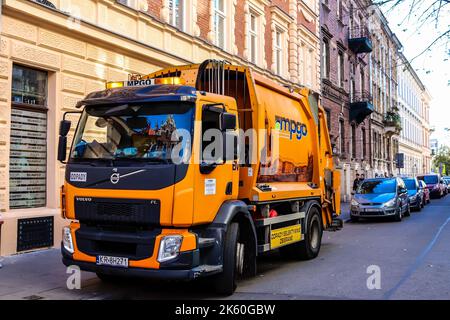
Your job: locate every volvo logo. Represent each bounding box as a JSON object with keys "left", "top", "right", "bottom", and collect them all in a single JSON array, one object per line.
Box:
[{"left": 110, "top": 173, "right": 120, "bottom": 184}]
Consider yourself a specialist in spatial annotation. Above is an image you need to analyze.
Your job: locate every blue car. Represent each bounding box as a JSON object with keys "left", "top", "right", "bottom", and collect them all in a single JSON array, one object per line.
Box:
[
  {"left": 403, "top": 177, "right": 425, "bottom": 211},
  {"left": 350, "top": 178, "right": 410, "bottom": 222}
]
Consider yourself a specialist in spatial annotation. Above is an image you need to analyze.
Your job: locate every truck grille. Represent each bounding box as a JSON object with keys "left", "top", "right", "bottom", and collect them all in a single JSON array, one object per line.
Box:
[{"left": 75, "top": 197, "right": 160, "bottom": 226}]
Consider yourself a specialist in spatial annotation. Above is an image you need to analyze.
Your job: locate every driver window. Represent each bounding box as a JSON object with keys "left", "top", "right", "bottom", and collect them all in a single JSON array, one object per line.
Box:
[{"left": 202, "top": 106, "right": 222, "bottom": 163}]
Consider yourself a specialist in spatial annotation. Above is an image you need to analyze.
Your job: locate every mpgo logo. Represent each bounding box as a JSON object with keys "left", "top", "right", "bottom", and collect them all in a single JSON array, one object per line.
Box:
[{"left": 274, "top": 116, "right": 308, "bottom": 141}]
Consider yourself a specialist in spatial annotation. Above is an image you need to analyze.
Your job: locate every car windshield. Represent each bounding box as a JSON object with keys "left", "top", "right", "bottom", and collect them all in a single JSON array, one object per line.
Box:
[
  {"left": 420, "top": 175, "right": 439, "bottom": 184},
  {"left": 358, "top": 179, "right": 396, "bottom": 194},
  {"left": 404, "top": 179, "right": 417, "bottom": 190},
  {"left": 70, "top": 102, "right": 194, "bottom": 163}
]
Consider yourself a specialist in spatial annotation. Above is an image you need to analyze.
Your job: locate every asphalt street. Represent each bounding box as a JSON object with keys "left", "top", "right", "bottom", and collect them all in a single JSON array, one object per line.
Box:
[{"left": 1, "top": 195, "right": 449, "bottom": 300}]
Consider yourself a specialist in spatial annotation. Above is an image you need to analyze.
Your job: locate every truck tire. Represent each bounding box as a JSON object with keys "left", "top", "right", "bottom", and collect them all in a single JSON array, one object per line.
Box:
[
  {"left": 213, "top": 222, "right": 240, "bottom": 296},
  {"left": 280, "top": 206, "right": 323, "bottom": 260}
]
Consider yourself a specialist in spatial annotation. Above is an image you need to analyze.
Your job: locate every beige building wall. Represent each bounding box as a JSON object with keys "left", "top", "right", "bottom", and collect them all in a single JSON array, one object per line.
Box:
[{"left": 0, "top": 0, "right": 322, "bottom": 256}]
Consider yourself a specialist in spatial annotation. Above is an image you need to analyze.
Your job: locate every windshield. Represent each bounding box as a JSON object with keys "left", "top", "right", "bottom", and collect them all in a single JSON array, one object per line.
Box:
[
  {"left": 358, "top": 179, "right": 396, "bottom": 194},
  {"left": 419, "top": 175, "right": 439, "bottom": 184},
  {"left": 70, "top": 102, "right": 194, "bottom": 163},
  {"left": 404, "top": 179, "right": 417, "bottom": 190}
]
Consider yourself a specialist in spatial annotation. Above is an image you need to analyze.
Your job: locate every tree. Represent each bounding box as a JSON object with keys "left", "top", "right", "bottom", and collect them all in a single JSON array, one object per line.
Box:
[
  {"left": 373, "top": 0, "right": 450, "bottom": 63},
  {"left": 433, "top": 145, "right": 450, "bottom": 175}
]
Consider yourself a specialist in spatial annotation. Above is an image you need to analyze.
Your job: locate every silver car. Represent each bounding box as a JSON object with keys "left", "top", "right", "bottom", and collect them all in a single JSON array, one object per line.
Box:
[{"left": 350, "top": 178, "right": 411, "bottom": 222}]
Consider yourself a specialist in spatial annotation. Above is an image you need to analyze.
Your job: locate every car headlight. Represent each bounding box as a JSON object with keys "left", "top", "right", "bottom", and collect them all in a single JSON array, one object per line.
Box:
[
  {"left": 351, "top": 199, "right": 359, "bottom": 206},
  {"left": 410, "top": 195, "right": 417, "bottom": 201},
  {"left": 62, "top": 226, "right": 74, "bottom": 254},
  {"left": 158, "top": 235, "right": 183, "bottom": 263},
  {"left": 385, "top": 198, "right": 396, "bottom": 207}
]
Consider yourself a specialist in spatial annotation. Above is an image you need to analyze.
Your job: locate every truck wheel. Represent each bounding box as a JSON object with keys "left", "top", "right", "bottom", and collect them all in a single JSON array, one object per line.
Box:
[
  {"left": 280, "top": 207, "right": 322, "bottom": 260},
  {"left": 213, "top": 222, "right": 240, "bottom": 296}
]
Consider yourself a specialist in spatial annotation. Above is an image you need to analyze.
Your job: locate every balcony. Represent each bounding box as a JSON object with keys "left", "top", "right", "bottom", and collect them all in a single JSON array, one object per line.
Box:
[
  {"left": 348, "top": 27, "right": 373, "bottom": 54},
  {"left": 349, "top": 91, "right": 374, "bottom": 124},
  {"left": 383, "top": 110, "right": 402, "bottom": 135}
]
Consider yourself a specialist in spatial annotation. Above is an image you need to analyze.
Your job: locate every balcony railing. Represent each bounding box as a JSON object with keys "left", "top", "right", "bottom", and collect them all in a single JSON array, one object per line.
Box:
[
  {"left": 349, "top": 91, "right": 374, "bottom": 124},
  {"left": 348, "top": 27, "right": 373, "bottom": 54},
  {"left": 383, "top": 110, "right": 402, "bottom": 134}
]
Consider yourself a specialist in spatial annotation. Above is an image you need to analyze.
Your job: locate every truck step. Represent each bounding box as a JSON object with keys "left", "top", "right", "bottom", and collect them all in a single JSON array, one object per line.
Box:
[
  {"left": 191, "top": 265, "right": 223, "bottom": 279},
  {"left": 326, "top": 217, "right": 344, "bottom": 231},
  {"left": 198, "top": 237, "right": 216, "bottom": 249}
]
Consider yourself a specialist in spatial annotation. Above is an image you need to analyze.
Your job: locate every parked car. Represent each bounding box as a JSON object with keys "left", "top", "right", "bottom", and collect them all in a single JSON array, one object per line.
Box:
[
  {"left": 444, "top": 177, "right": 450, "bottom": 193},
  {"left": 403, "top": 177, "right": 424, "bottom": 211},
  {"left": 350, "top": 177, "right": 410, "bottom": 222},
  {"left": 417, "top": 174, "right": 446, "bottom": 198},
  {"left": 442, "top": 178, "right": 450, "bottom": 195},
  {"left": 419, "top": 180, "right": 431, "bottom": 205}
]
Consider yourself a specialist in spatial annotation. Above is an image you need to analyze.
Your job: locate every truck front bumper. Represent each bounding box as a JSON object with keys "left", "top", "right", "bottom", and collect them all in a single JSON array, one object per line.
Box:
[{"left": 62, "top": 247, "right": 222, "bottom": 280}]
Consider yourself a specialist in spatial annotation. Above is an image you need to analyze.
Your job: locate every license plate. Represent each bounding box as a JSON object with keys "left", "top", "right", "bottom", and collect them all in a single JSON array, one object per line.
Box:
[
  {"left": 365, "top": 208, "right": 380, "bottom": 212},
  {"left": 96, "top": 255, "right": 129, "bottom": 268},
  {"left": 270, "top": 224, "right": 302, "bottom": 249}
]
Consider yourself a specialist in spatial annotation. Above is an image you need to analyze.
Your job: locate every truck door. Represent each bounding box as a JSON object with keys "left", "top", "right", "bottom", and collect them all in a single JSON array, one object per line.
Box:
[{"left": 193, "top": 103, "right": 239, "bottom": 224}]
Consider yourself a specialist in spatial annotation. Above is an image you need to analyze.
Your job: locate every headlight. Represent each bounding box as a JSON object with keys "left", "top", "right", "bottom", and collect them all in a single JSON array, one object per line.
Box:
[
  {"left": 385, "top": 198, "right": 396, "bottom": 207},
  {"left": 351, "top": 199, "right": 359, "bottom": 206},
  {"left": 410, "top": 195, "right": 417, "bottom": 201},
  {"left": 158, "top": 235, "right": 183, "bottom": 263},
  {"left": 62, "top": 226, "right": 74, "bottom": 254}
]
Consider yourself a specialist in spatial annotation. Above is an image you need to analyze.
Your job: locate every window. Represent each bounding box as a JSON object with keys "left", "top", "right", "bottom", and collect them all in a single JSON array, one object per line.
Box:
[
  {"left": 337, "top": 51, "right": 344, "bottom": 87},
  {"left": 337, "top": 0, "right": 343, "bottom": 20},
  {"left": 325, "top": 109, "right": 331, "bottom": 130},
  {"left": 339, "top": 119, "right": 345, "bottom": 154},
  {"left": 10, "top": 65, "right": 48, "bottom": 209},
  {"left": 362, "top": 128, "right": 367, "bottom": 159},
  {"left": 213, "top": 0, "right": 226, "bottom": 49},
  {"left": 322, "top": 38, "right": 330, "bottom": 79},
  {"left": 249, "top": 12, "right": 259, "bottom": 64},
  {"left": 274, "top": 29, "right": 283, "bottom": 76},
  {"left": 360, "top": 68, "right": 365, "bottom": 93},
  {"left": 307, "top": 48, "right": 314, "bottom": 87},
  {"left": 351, "top": 124, "right": 356, "bottom": 159},
  {"left": 169, "top": 0, "right": 184, "bottom": 30},
  {"left": 117, "top": 0, "right": 146, "bottom": 11},
  {"left": 298, "top": 43, "right": 305, "bottom": 84}
]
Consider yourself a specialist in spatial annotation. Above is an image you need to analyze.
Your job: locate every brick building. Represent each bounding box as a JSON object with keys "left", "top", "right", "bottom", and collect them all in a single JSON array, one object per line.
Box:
[
  {"left": 320, "top": 0, "right": 374, "bottom": 201},
  {"left": 367, "top": 7, "right": 402, "bottom": 179},
  {"left": 0, "top": 0, "right": 321, "bottom": 255}
]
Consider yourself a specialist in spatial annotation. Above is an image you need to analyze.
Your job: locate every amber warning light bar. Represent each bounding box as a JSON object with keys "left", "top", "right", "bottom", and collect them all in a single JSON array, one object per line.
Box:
[{"left": 106, "top": 77, "right": 184, "bottom": 89}]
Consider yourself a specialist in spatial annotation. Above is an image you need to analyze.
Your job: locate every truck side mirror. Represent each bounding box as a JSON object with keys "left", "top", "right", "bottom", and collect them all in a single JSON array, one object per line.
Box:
[
  {"left": 220, "top": 113, "right": 236, "bottom": 131},
  {"left": 60, "top": 119, "right": 71, "bottom": 137},
  {"left": 58, "top": 120, "right": 71, "bottom": 163}
]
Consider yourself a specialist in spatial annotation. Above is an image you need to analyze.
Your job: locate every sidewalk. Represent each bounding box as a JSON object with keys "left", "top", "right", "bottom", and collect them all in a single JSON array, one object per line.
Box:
[{"left": 0, "top": 203, "right": 352, "bottom": 300}]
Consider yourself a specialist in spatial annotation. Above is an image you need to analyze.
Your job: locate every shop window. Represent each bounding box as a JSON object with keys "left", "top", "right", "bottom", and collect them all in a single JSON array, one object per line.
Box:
[{"left": 10, "top": 65, "right": 48, "bottom": 209}]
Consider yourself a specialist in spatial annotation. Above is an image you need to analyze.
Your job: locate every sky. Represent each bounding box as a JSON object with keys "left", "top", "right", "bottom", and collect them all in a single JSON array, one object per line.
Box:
[{"left": 380, "top": 0, "right": 450, "bottom": 147}]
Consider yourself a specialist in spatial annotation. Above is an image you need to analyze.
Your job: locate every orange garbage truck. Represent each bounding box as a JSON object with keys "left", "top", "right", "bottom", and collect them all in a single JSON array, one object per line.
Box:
[{"left": 58, "top": 60, "right": 342, "bottom": 295}]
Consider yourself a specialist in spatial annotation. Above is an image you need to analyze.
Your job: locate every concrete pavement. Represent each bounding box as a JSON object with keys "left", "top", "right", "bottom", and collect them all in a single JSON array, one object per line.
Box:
[{"left": 0, "top": 197, "right": 449, "bottom": 300}]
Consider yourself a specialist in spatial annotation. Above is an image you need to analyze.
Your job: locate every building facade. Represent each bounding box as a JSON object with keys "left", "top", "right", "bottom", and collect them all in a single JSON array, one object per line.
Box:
[
  {"left": 320, "top": 0, "right": 374, "bottom": 201},
  {"left": 397, "top": 52, "right": 431, "bottom": 176},
  {"left": 367, "top": 7, "right": 402, "bottom": 179},
  {"left": 0, "top": 0, "right": 321, "bottom": 256}
]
